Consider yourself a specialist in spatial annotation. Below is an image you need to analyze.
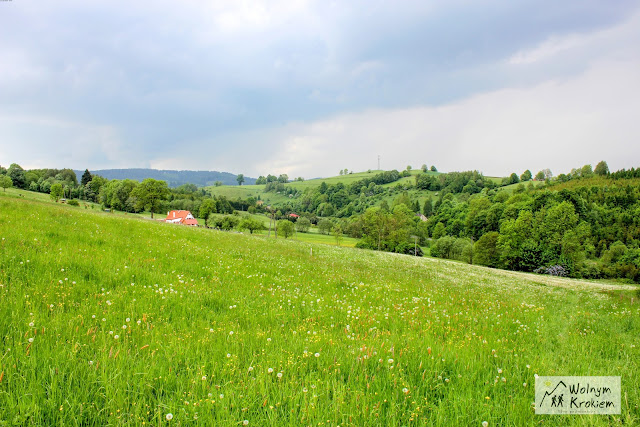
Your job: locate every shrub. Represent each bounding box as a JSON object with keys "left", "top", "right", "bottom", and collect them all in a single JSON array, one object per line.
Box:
[
  {"left": 395, "top": 241, "right": 423, "bottom": 257},
  {"left": 534, "top": 265, "right": 568, "bottom": 277}
]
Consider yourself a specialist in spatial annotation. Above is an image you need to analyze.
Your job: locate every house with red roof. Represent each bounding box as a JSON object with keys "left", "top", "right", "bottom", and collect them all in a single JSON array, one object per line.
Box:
[{"left": 165, "top": 210, "right": 199, "bottom": 226}]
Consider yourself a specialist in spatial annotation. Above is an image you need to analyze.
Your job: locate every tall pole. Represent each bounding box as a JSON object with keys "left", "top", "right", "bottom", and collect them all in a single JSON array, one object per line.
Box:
[{"left": 378, "top": 155, "right": 380, "bottom": 170}]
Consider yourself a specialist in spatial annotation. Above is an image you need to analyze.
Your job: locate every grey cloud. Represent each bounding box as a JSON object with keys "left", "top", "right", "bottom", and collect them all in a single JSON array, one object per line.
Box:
[{"left": 1, "top": 1, "right": 639, "bottom": 174}]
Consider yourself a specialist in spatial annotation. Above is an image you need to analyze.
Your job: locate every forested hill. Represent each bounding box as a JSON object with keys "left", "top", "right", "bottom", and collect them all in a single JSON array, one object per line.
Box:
[{"left": 74, "top": 168, "right": 256, "bottom": 188}]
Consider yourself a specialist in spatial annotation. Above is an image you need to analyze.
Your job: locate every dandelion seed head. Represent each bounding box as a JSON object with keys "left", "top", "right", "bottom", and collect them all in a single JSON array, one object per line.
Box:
[{"left": 166, "top": 413, "right": 173, "bottom": 421}]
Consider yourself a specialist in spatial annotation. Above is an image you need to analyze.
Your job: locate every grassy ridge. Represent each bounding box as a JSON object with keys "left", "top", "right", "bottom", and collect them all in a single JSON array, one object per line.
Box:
[{"left": 0, "top": 194, "right": 638, "bottom": 425}]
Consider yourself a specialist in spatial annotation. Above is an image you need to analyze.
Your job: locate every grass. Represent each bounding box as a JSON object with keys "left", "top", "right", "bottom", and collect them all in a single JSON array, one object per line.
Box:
[
  {"left": 1, "top": 192, "right": 639, "bottom": 426},
  {"left": 204, "top": 212, "right": 360, "bottom": 248}
]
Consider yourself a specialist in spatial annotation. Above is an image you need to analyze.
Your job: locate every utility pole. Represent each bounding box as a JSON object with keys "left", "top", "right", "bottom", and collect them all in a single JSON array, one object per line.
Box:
[{"left": 378, "top": 155, "right": 380, "bottom": 171}]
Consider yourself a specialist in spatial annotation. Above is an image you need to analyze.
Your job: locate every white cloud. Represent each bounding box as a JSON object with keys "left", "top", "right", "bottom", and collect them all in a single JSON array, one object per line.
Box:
[
  {"left": 508, "top": 35, "right": 583, "bottom": 65},
  {"left": 2, "top": 1, "right": 639, "bottom": 178}
]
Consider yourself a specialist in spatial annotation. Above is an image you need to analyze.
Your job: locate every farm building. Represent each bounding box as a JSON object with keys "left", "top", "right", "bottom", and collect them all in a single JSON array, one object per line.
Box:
[{"left": 165, "top": 210, "right": 199, "bottom": 226}]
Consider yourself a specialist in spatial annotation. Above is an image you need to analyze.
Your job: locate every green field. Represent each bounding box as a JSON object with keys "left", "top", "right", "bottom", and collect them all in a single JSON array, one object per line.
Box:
[
  {"left": 1, "top": 193, "right": 638, "bottom": 425},
  {"left": 205, "top": 212, "right": 360, "bottom": 248}
]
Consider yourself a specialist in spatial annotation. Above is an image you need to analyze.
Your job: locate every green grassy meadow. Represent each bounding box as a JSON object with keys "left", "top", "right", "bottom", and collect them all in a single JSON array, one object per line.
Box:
[
  {"left": 204, "top": 212, "right": 359, "bottom": 248},
  {"left": 1, "top": 193, "right": 639, "bottom": 426}
]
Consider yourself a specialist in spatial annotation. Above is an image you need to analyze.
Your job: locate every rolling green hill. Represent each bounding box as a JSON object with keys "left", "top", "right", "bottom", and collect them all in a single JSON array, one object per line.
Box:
[
  {"left": 77, "top": 168, "right": 256, "bottom": 188},
  {"left": 1, "top": 192, "right": 638, "bottom": 425},
  {"left": 204, "top": 169, "right": 446, "bottom": 208}
]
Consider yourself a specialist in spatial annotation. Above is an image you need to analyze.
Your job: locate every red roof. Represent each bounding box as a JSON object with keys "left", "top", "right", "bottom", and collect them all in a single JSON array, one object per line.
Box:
[
  {"left": 289, "top": 213, "right": 300, "bottom": 218},
  {"left": 166, "top": 210, "right": 198, "bottom": 226}
]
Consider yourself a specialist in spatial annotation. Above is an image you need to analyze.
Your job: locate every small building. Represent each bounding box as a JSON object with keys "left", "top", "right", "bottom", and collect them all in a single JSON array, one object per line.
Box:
[
  {"left": 166, "top": 210, "right": 199, "bottom": 226},
  {"left": 289, "top": 213, "right": 300, "bottom": 219}
]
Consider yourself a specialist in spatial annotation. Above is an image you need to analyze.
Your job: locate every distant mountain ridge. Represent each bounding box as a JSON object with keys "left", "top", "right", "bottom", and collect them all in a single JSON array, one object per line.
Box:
[{"left": 74, "top": 168, "right": 255, "bottom": 188}]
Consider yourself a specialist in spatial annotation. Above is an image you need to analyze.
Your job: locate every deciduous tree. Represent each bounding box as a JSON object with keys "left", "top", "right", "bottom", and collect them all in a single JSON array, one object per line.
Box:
[
  {"left": 238, "top": 217, "right": 265, "bottom": 234},
  {"left": 1, "top": 175, "right": 13, "bottom": 192},
  {"left": 50, "top": 183, "right": 64, "bottom": 202},
  {"left": 594, "top": 161, "right": 609, "bottom": 176},
  {"left": 277, "top": 219, "right": 294, "bottom": 238},
  {"left": 318, "top": 218, "right": 333, "bottom": 235},
  {"left": 295, "top": 217, "right": 311, "bottom": 233},
  {"left": 131, "top": 178, "right": 170, "bottom": 218},
  {"left": 8, "top": 163, "right": 26, "bottom": 189}
]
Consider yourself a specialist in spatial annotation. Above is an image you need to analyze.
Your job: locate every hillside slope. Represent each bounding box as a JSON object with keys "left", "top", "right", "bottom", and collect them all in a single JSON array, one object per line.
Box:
[
  {"left": 1, "top": 194, "right": 638, "bottom": 425},
  {"left": 76, "top": 168, "right": 256, "bottom": 187}
]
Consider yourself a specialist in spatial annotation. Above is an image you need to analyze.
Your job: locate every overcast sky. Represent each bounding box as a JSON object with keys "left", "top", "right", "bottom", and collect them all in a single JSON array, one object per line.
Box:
[{"left": 1, "top": 1, "right": 639, "bottom": 179}]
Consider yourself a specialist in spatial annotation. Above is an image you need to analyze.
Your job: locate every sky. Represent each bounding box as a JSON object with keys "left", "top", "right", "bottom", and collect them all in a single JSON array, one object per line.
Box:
[{"left": 1, "top": 1, "right": 639, "bottom": 179}]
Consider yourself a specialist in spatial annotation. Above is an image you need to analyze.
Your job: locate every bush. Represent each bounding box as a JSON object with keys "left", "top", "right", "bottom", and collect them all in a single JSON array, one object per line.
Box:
[
  {"left": 431, "top": 236, "right": 455, "bottom": 259},
  {"left": 474, "top": 232, "right": 500, "bottom": 267},
  {"left": 67, "top": 199, "right": 79, "bottom": 206},
  {"left": 395, "top": 241, "right": 423, "bottom": 257},
  {"left": 534, "top": 265, "right": 568, "bottom": 277}
]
